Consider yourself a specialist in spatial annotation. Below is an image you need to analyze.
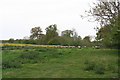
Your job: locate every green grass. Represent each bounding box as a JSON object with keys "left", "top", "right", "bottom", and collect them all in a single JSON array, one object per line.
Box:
[{"left": 2, "top": 48, "right": 119, "bottom": 78}]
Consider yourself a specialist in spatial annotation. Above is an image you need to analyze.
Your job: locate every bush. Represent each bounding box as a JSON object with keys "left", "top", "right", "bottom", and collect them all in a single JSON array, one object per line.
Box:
[
  {"left": 95, "top": 63, "right": 105, "bottom": 74},
  {"left": 106, "top": 64, "right": 118, "bottom": 73},
  {"left": 35, "top": 48, "right": 47, "bottom": 52},
  {"left": 19, "top": 58, "right": 38, "bottom": 64},
  {"left": 24, "top": 49, "right": 29, "bottom": 51},
  {"left": 2, "top": 59, "right": 21, "bottom": 69},
  {"left": 19, "top": 58, "right": 31, "bottom": 64},
  {"left": 84, "top": 60, "right": 106, "bottom": 74},
  {"left": 112, "top": 66, "right": 119, "bottom": 73},
  {"left": 84, "top": 60, "right": 96, "bottom": 71},
  {"left": 19, "top": 51, "right": 39, "bottom": 59},
  {"left": 58, "top": 52, "right": 63, "bottom": 55},
  {"left": 18, "top": 51, "right": 40, "bottom": 64},
  {"left": 84, "top": 60, "right": 89, "bottom": 64},
  {"left": 49, "top": 52, "right": 64, "bottom": 58}
]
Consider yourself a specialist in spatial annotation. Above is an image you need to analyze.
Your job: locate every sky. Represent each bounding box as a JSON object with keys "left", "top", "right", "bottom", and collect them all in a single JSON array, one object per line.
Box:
[{"left": 0, "top": 0, "right": 98, "bottom": 40}]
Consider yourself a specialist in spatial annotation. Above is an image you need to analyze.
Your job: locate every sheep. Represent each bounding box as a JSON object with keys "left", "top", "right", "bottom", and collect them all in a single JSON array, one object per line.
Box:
[
  {"left": 78, "top": 46, "right": 81, "bottom": 49},
  {"left": 94, "top": 46, "right": 100, "bottom": 49}
]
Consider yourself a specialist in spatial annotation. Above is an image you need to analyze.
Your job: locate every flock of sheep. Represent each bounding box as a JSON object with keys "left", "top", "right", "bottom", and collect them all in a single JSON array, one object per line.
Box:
[{"left": 54, "top": 45, "right": 100, "bottom": 49}]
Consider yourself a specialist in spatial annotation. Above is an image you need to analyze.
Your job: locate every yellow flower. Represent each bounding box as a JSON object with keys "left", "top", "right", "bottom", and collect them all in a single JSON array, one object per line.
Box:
[{"left": 0, "top": 43, "right": 60, "bottom": 48}]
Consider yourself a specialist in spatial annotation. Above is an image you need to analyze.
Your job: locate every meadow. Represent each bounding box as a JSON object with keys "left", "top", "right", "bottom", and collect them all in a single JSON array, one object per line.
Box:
[{"left": 2, "top": 45, "right": 119, "bottom": 78}]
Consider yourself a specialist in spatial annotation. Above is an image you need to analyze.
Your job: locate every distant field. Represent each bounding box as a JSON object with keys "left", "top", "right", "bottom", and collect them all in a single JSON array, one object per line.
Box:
[
  {"left": 2, "top": 48, "right": 119, "bottom": 78},
  {"left": 0, "top": 43, "right": 60, "bottom": 48}
]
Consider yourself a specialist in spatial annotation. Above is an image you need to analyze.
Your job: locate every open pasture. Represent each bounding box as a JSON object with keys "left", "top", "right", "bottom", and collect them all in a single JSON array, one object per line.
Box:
[{"left": 2, "top": 47, "right": 119, "bottom": 78}]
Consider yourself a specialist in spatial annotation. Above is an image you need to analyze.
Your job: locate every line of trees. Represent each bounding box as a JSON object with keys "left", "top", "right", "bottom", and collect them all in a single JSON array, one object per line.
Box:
[
  {"left": 3, "top": 24, "right": 96, "bottom": 48},
  {"left": 2, "top": 0, "right": 119, "bottom": 49}
]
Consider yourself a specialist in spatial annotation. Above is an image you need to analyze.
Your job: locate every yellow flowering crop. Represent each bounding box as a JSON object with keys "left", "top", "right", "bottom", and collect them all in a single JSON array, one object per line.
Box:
[{"left": 0, "top": 43, "right": 61, "bottom": 48}]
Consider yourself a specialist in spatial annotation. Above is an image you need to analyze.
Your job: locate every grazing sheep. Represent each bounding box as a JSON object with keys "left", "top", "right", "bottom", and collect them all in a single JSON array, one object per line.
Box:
[
  {"left": 95, "top": 46, "right": 100, "bottom": 49},
  {"left": 78, "top": 46, "right": 81, "bottom": 49}
]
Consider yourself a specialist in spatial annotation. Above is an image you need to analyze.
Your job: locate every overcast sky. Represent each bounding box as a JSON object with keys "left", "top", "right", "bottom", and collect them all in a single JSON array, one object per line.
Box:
[{"left": 0, "top": 0, "right": 98, "bottom": 40}]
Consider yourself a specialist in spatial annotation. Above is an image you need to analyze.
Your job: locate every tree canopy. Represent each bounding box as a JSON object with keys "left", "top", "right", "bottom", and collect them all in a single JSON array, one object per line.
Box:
[
  {"left": 83, "top": 0, "right": 120, "bottom": 48},
  {"left": 30, "top": 27, "right": 43, "bottom": 40}
]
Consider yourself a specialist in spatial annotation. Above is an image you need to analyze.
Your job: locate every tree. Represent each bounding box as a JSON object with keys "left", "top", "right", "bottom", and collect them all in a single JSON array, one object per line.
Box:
[
  {"left": 96, "top": 23, "right": 119, "bottom": 48},
  {"left": 8, "top": 38, "right": 14, "bottom": 43},
  {"left": 84, "top": 0, "right": 120, "bottom": 26},
  {"left": 30, "top": 27, "right": 43, "bottom": 40},
  {"left": 83, "top": 0, "right": 120, "bottom": 48},
  {"left": 83, "top": 36, "right": 91, "bottom": 43},
  {"left": 48, "top": 37, "right": 61, "bottom": 45},
  {"left": 45, "top": 24, "right": 58, "bottom": 44},
  {"left": 71, "top": 36, "right": 82, "bottom": 46},
  {"left": 82, "top": 36, "right": 92, "bottom": 47},
  {"left": 61, "top": 30, "right": 73, "bottom": 37}
]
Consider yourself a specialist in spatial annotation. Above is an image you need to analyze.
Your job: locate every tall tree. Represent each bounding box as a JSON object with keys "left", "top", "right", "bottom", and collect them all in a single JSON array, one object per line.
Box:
[
  {"left": 82, "top": 36, "right": 92, "bottom": 47},
  {"left": 83, "top": 36, "right": 91, "bottom": 43},
  {"left": 83, "top": 0, "right": 120, "bottom": 48},
  {"left": 45, "top": 24, "right": 58, "bottom": 43},
  {"left": 84, "top": 0, "right": 120, "bottom": 26},
  {"left": 61, "top": 30, "right": 73, "bottom": 37},
  {"left": 30, "top": 27, "right": 43, "bottom": 40},
  {"left": 8, "top": 38, "right": 14, "bottom": 43}
]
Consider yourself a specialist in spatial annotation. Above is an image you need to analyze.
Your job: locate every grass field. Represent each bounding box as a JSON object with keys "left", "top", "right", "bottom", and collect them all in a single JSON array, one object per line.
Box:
[{"left": 2, "top": 48, "right": 119, "bottom": 78}]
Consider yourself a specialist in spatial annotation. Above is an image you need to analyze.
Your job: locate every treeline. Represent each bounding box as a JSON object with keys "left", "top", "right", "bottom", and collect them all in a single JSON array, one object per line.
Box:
[
  {"left": 2, "top": 23, "right": 119, "bottom": 49},
  {"left": 2, "top": 24, "right": 98, "bottom": 48}
]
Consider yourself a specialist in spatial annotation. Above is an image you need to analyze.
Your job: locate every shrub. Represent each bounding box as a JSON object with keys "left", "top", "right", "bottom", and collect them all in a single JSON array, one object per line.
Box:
[
  {"left": 2, "top": 59, "right": 21, "bottom": 69},
  {"left": 84, "top": 60, "right": 96, "bottom": 71},
  {"left": 19, "top": 58, "right": 31, "bottom": 64},
  {"left": 107, "top": 64, "right": 118, "bottom": 73},
  {"left": 84, "top": 60, "right": 89, "bottom": 64},
  {"left": 30, "top": 60, "right": 38, "bottom": 64},
  {"left": 112, "top": 66, "right": 119, "bottom": 73},
  {"left": 95, "top": 63, "right": 105, "bottom": 74},
  {"left": 24, "top": 49, "right": 29, "bottom": 51},
  {"left": 19, "top": 59, "right": 38, "bottom": 64},
  {"left": 35, "top": 48, "right": 47, "bottom": 52},
  {"left": 58, "top": 52, "right": 63, "bottom": 55},
  {"left": 19, "top": 51, "right": 39, "bottom": 59},
  {"left": 18, "top": 51, "right": 40, "bottom": 64},
  {"left": 50, "top": 51, "right": 64, "bottom": 58},
  {"left": 84, "top": 60, "right": 106, "bottom": 74}
]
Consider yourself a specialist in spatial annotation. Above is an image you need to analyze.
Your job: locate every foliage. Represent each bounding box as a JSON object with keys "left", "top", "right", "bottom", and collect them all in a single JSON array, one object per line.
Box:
[
  {"left": 80, "top": 36, "right": 93, "bottom": 47},
  {"left": 2, "top": 59, "right": 21, "bottom": 69},
  {"left": 61, "top": 30, "right": 73, "bottom": 37},
  {"left": 30, "top": 27, "right": 43, "bottom": 40},
  {"left": 8, "top": 38, "right": 14, "bottom": 43},
  {"left": 83, "top": 36, "right": 91, "bottom": 43},
  {"left": 84, "top": 57, "right": 119, "bottom": 75},
  {"left": 19, "top": 51, "right": 39, "bottom": 59},
  {"left": 2, "top": 23, "right": 96, "bottom": 47},
  {"left": 84, "top": 60, "right": 96, "bottom": 71},
  {"left": 83, "top": 0, "right": 120, "bottom": 48},
  {"left": 48, "top": 37, "right": 61, "bottom": 45},
  {"left": 45, "top": 24, "right": 58, "bottom": 44},
  {"left": 85, "top": 0, "right": 120, "bottom": 26},
  {"left": 95, "top": 63, "right": 105, "bottom": 74},
  {"left": 96, "top": 21, "right": 119, "bottom": 48}
]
